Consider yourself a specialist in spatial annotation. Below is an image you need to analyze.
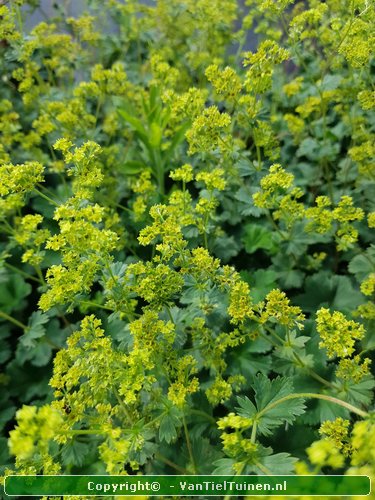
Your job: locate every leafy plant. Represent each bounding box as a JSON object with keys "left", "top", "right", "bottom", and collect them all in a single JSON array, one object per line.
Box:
[{"left": 0, "top": 0, "right": 374, "bottom": 492}]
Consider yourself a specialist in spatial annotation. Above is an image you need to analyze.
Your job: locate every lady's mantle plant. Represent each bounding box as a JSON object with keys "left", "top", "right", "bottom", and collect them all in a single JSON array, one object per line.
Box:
[{"left": 0, "top": 0, "right": 374, "bottom": 487}]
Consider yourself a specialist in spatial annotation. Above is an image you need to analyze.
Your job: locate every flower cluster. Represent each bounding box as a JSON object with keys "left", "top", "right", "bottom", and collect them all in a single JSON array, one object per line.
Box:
[
  {"left": 0, "top": 162, "right": 44, "bottom": 216},
  {"left": 316, "top": 308, "right": 365, "bottom": 359},
  {"left": 186, "top": 106, "right": 231, "bottom": 154},
  {"left": 243, "top": 40, "right": 289, "bottom": 94},
  {"left": 9, "top": 405, "right": 63, "bottom": 474},
  {"left": 1, "top": 0, "right": 374, "bottom": 482}
]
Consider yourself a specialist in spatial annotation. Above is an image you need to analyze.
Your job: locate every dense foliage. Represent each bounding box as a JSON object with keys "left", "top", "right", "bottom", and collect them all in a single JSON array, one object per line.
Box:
[{"left": 0, "top": 0, "right": 374, "bottom": 495}]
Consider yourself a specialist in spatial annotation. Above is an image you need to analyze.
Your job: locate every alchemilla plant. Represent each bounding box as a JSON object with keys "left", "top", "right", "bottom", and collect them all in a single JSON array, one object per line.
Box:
[{"left": 0, "top": 0, "right": 374, "bottom": 495}]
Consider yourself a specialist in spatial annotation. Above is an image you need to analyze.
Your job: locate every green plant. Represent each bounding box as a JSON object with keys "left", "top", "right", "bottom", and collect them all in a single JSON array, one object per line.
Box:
[{"left": 0, "top": 0, "right": 374, "bottom": 492}]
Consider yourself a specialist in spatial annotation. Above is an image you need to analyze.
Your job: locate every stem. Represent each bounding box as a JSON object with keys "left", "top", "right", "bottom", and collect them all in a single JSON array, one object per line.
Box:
[
  {"left": 182, "top": 180, "right": 186, "bottom": 215},
  {"left": 265, "top": 211, "right": 285, "bottom": 239},
  {"left": 223, "top": 462, "right": 245, "bottom": 500},
  {"left": 250, "top": 421, "right": 257, "bottom": 444},
  {"left": 69, "top": 429, "right": 104, "bottom": 435},
  {"left": 3, "top": 262, "right": 41, "bottom": 283},
  {"left": 261, "top": 326, "right": 338, "bottom": 390},
  {"left": 103, "top": 258, "right": 116, "bottom": 282},
  {"left": 190, "top": 409, "right": 216, "bottom": 425},
  {"left": 165, "top": 305, "right": 175, "bottom": 324},
  {"left": 113, "top": 386, "right": 132, "bottom": 422},
  {"left": 292, "top": 351, "right": 338, "bottom": 390},
  {"left": 263, "top": 325, "right": 284, "bottom": 345},
  {"left": 258, "top": 392, "right": 369, "bottom": 420},
  {"left": 154, "top": 150, "right": 165, "bottom": 196},
  {"left": 43, "top": 337, "right": 60, "bottom": 349},
  {"left": 256, "top": 144, "right": 262, "bottom": 169},
  {"left": 0, "top": 310, "right": 27, "bottom": 330},
  {"left": 56, "top": 306, "right": 75, "bottom": 333},
  {"left": 33, "top": 189, "right": 60, "bottom": 207},
  {"left": 183, "top": 416, "right": 197, "bottom": 474},
  {"left": 203, "top": 230, "right": 208, "bottom": 250},
  {"left": 14, "top": 4, "right": 23, "bottom": 35},
  {"left": 34, "top": 264, "right": 45, "bottom": 285},
  {"left": 155, "top": 453, "right": 187, "bottom": 474},
  {"left": 94, "top": 94, "right": 104, "bottom": 126},
  {"left": 255, "top": 461, "right": 273, "bottom": 475},
  {"left": 80, "top": 300, "right": 114, "bottom": 312}
]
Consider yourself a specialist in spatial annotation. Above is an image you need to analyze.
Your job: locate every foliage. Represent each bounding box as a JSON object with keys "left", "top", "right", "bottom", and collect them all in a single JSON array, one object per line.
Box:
[{"left": 0, "top": 0, "right": 374, "bottom": 494}]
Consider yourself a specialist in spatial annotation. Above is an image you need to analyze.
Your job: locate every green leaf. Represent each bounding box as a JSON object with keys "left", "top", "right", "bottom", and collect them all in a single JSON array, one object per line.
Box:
[
  {"left": 271, "top": 254, "right": 304, "bottom": 289},
  {"left": 118, "top": 108, "right": 147, "bottom": 138},
  {"left": 212, "top": 234, "right": 240, "bottom": 262},
  {"left": 0, "top": 273, "right": 31, "bottom": 314},
  {"left": 236, "top": 395, "right": 257, "bottom": 416},
  {"left": 245, "top": 445, "right": 298, "bottom": 474},
  {"left": 297, "top": 137, "right": 319, "bottom": 160},
  {"left": 117, "top": 107, "right": 154, "bottom": 158},
  {"left": 234, "top": 186, "right": 263, "bottom": 217},
  {"left": 0, "top": 406, "right": 16, "bottom": 432},
  {"left": 154, "top": 398, "right": 183, "bottom": 444},
  {"left": 149, "top": 122, "right": 162, "bottom": 148},
  {"left": 0, "top": 437, "right": 11, "bottom": 472},
  {"left": 61, "top": 439, "right": 91, "bottom": 468},
  {"left": 16, "top": 342, "right": 52, "bottom": 367},
  {"left": 241, "top": 269, "right": 278, "bottom": 302},
  {"left": 159, "top": 409, "right": 181, "bottom": 444},
  {"left": 348, "top": 246, "right": 375, "bottom": 282},
  {"left": 320, "top": 74, "right": 342, "bottom": 91},
  {"left": 6, "top": 360, "right": 52, "bottom": 401},
  {"left": 342, "top": 377, "right": 375, "bottom": 408},
  {"left": 242, "top": 223, "right": 277, "bottom": 254},
  {"left": 20, "top": 311, "right": 49, "bottom": 349},
  {"left": 228, "top": 341, "right": 272, "bottom": 381},
  {"left": 302, "top": 399, "right": 348, "bottom": 425},
  {"left": 191, "top": 438, "right": 223, "bottom": 474},
  {"left": 120, "top": 160, "right": 146, "bottom": 175},
  {"left": 0, "top": 325, "right": 11, "bottom": 364},
  {"left": 295, "top": 271, "right": 363, "bottom": 313},
  {"left": 212, "top": 458, "right": 236, "bottom": 474},
  {"left": 16, "top": 311, "right": 53, "bottom": 366},
  {"left": 236, "top": 374, "right": 306, "bottom": 436},
  {"left": 163, "top": 122, "right": 190, "bottom": 164},
  {"left": 258, "top": 450, "right": 297, "bottom": 475}
]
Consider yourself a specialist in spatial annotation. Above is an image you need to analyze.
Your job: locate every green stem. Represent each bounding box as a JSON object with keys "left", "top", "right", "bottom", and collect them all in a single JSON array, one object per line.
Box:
[
  {"left": 104, "top": 258, "right": 116, "bottom": 282},
  {"left": 14, "top": 4, "right": 23, "bottom": 35},
  {"left": 33, "top": 189, "right": 60, "bottom": 207},
  {"left": 263, "top": 325, "right": 284, "bottom": 345},
  {"left": 154, "top": 150, "right": 165, "bottom": 196},
  {"left": 155, "top": 453, "right": 187, "bottom": 474},
  {"left": 3, "top": 262, "right": 41, "bottom": 283},
  {"left": 80, "top": 300, "right": 114, "bottom": 312},
  {"left": 190, "top": 409, "right": 216, "bottom": 425},
  {"left": 266, "top": 211, "right": 285, "bottom": 239},
  {"left": 43, "top": 337, "right": 60, "bottom": 350},
  {"left": 258, "top": 392, "right": 369, "bottom": 420},
  {"left": 256, "top": 144, "right": 262, "bottom": 169},
  {"left": 0, "top": 310, "right": 27, "bottom": 330},
  {"left": 34, "top": 264, "right": 45, "bottom": 285},
  {"left": 165, "top": 305, "right": 175, "bottom": 324},
  {"left": 113, "top": 386, "right": 132, "bottom": 422},
  {"left": 250, "top": 421, "right": 257, "bottom": 444},
  {"left": 69, "top": 429, "right": 104, "bottom": 435},
  {"left": 203, "top": 230, "right": 208, "bottom": 250},
  {"left": 255, "top": 461, "right": 273, "bottom": 475},
  {"left": 223, "top": 462, "right": 245, "bottom": 500},
  {"left": 183, "top": 416, "right": 197, "bottom": 474},
  {"left": 259, "top": 328, "right": 338, "bottom": 390},
  {"left": 292, "top": 351, "right": 338, "bottom": 390}
]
